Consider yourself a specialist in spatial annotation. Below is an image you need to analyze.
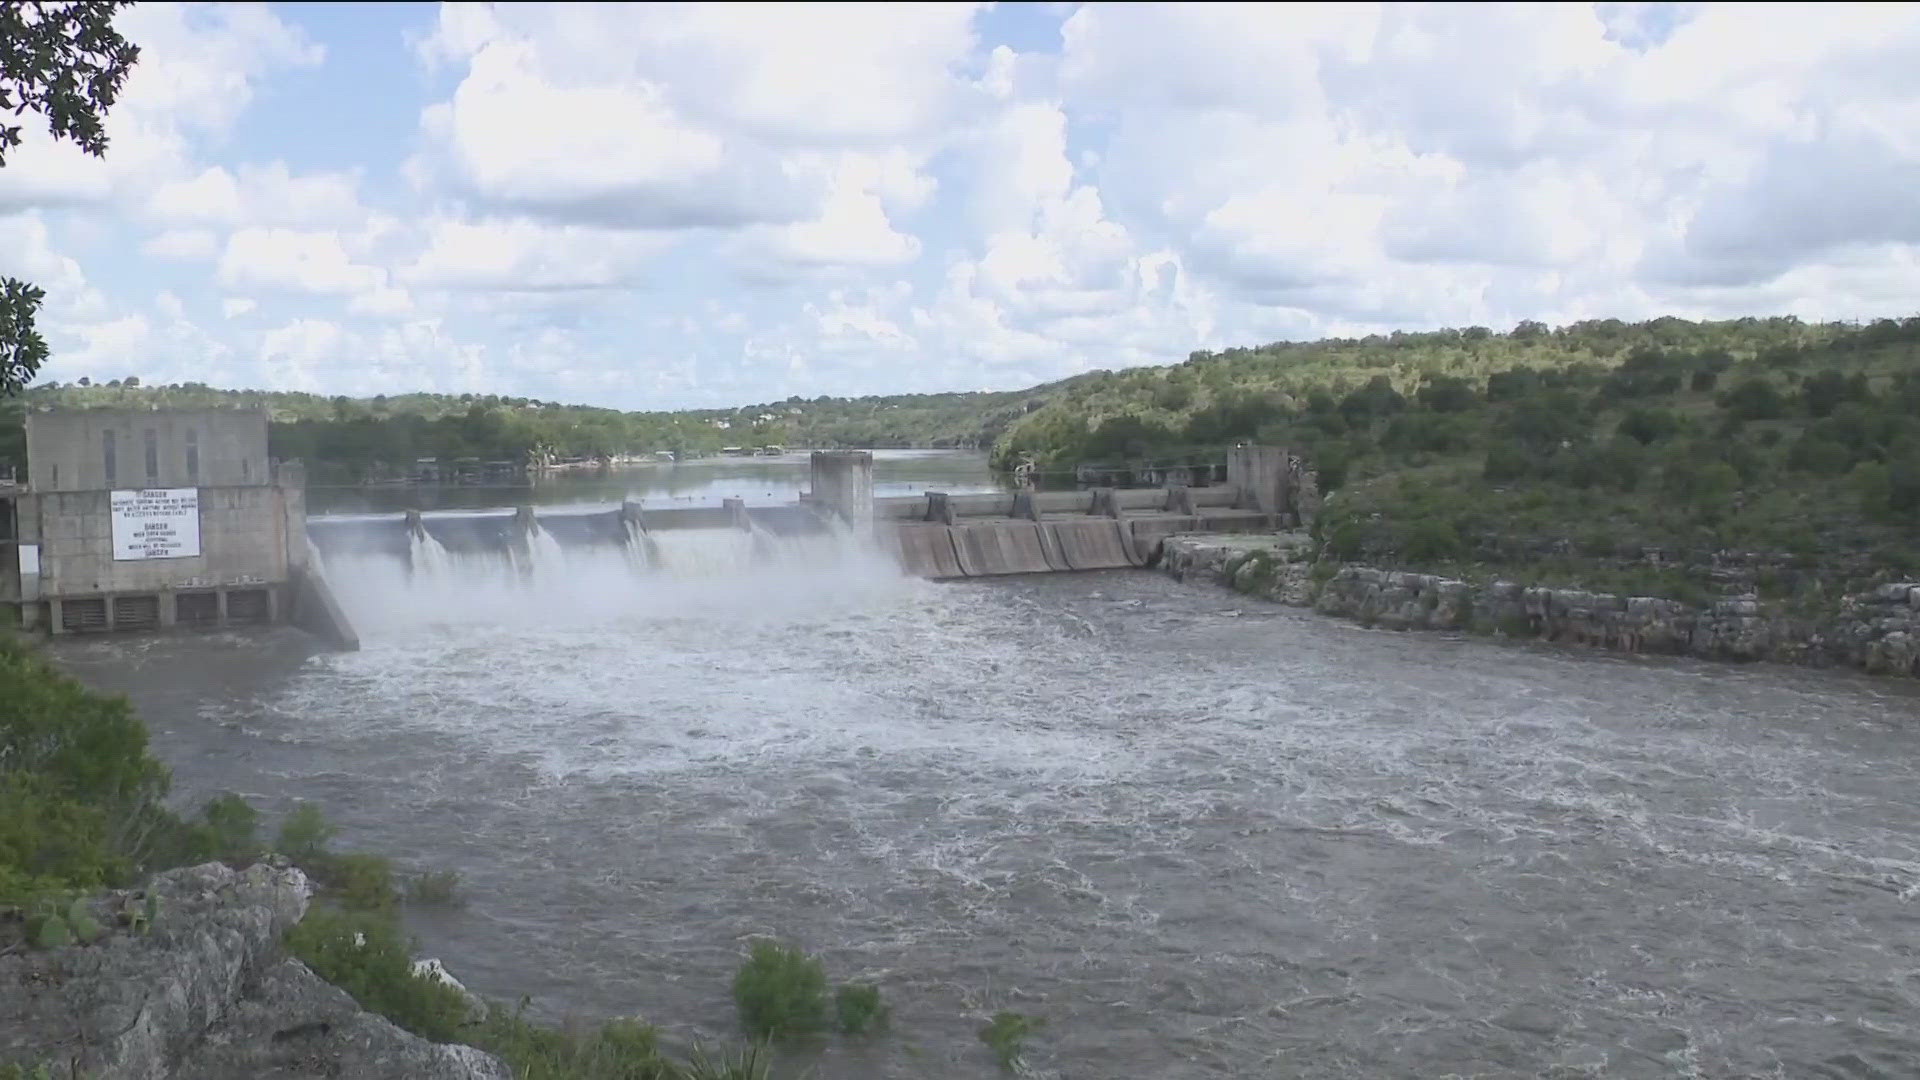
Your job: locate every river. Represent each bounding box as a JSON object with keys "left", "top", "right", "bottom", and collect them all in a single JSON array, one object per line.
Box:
[{"left": 48, "top": 451, "right": 1920, "bottom": 1078}]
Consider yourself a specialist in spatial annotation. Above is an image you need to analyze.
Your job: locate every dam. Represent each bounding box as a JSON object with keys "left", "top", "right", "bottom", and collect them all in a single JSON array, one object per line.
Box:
[{"left": 303, "top": 446, "right": 1309, "bottom": 585}]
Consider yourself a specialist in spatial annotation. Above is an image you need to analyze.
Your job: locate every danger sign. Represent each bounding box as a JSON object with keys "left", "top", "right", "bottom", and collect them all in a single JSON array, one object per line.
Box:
[{"left": 111, "top": 488, "right": 202, "bottom": 561}]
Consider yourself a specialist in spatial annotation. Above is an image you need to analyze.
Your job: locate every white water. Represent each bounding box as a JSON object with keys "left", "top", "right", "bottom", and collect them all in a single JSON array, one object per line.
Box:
[{"left": 408, "top": 529, "right": 454, "bottom": 578}]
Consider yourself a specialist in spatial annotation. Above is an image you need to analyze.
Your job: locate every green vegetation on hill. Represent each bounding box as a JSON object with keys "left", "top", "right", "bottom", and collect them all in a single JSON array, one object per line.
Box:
[
  {"left": 987, "top": 315, "right": 1920, "bottom": 585},
  {"left": 0, "top": 380, "right": 1076, "bottom": 483}
]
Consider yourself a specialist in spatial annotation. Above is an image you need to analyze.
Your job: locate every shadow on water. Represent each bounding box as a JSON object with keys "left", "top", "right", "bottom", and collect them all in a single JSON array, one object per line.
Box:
[{"left": 44, "top": 495, "right": 1920, "bottom": 1078}]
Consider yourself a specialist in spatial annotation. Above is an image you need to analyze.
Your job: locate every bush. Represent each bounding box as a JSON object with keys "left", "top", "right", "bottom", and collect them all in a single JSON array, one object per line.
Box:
[
  {"left": 1399, "top": 518, "right": 1462, "bottom": 564},
  {"left": 979, "top": 1011, "right": 1045, "bottom": 1073},
  {"left": 731, "top": 941, "right": 829, "bottom": 1039},
  {"left": 1483, "top": 443, "right": 1534, "bottom": 482},
  {"left": 286, "top": 908, "right": 471, "bottom": 1042},
  {"left": 0, "top": 774, "right": 116, "bottom": 904},
  {"left": 1718, "top": 377, "right": 1789, "bottom": 421},
  {"left": 0, "top": 638, "right": 171, "bottom": 870},
  {"left": 834, "top": 983, "right": 890, "bottom": 1035},
  {"left": 318, "top": 852, "right": 399, "bottom": 912},
  {"left": 1617, "top": 407, "right": 1681, "bottom": 446},
  {"left": 278, "top": 802, "right": 337, "bottom": 863},
  {"left": 200, "top": 793, "right": 261, "bottom": 862},
  {"left": 406, "top": 869, "right": 465, "bottom": 906}
]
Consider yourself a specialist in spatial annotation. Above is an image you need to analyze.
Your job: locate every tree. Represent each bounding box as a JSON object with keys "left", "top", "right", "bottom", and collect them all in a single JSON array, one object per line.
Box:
[{"left": 0, "top": 1, "right": 141, "bottom": 395}]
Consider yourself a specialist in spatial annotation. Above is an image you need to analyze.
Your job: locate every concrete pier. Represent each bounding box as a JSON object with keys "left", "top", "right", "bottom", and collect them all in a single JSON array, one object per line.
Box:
[
  {"left": 1228, "top": 444, "right": 1292, "bottom": 520},
  {"left": 809, "top": 450, "right": 874, "bottom": 532}
]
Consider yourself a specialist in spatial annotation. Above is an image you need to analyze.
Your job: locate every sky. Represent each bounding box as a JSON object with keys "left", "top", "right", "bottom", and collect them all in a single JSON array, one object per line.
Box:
[{"left": 1, "top": 2, "right": 1917, "bottom": 410}]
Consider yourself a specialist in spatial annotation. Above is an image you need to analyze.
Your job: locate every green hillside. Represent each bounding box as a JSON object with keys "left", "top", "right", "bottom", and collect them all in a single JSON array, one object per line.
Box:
[
  {"left": 988, "top": 314, "right": 1920, "bottom": 590},
  {"left": 0, "top": 379, "right": 1081, "bottom": 483}
]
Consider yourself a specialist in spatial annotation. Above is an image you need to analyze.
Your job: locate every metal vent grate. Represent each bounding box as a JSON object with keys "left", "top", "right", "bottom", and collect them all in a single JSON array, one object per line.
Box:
[
  {"left": 111, "top": 594, "right": 160, "bottom": 631},
  {"left": 175, "top": 591, "right": 219, "bottom": 627},
  {"left": 225, "top": 588, "right": 269, "bottom": 624},
  {"left": 62, "top": 597, "right": 108, "bottom": 633}
]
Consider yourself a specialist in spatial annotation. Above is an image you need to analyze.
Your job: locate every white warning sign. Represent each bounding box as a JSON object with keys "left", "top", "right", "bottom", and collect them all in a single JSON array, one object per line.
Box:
[{"left": 111, "top": 488, "right": 201, "bottom": 561}]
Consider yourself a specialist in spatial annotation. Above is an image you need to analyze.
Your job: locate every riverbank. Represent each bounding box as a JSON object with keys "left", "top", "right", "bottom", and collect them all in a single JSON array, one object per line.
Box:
[
  {"left": 0, "top": 861, "right": 509, "bottom": 1080},
  {"left": 1159, "top": 533, "right": 1920, "bottom": 677}
]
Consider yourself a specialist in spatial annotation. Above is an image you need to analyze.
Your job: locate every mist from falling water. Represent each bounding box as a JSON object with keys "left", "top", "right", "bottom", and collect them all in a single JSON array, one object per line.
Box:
[
  {"left": 408, "top": 528, "right": 454, "bottom": 578},
  {"left": 321, "top": 517, "right": 905, "bottom": 639}
]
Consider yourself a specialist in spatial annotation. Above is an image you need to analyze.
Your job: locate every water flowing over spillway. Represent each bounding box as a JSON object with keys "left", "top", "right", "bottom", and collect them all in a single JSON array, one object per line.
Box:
[{"left": 55, "top": 526, "right": 1920, "bottom": 1077}]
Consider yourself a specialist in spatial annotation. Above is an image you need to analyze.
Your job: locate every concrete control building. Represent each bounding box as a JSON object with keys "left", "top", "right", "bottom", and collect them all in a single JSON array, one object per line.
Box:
[{"left": 0, "top": 408, "right": 313, "bottom": 635}]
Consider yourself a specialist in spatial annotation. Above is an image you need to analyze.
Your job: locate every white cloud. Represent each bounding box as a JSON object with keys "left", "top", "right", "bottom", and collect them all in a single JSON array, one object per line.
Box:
[
  {"left": 218, "top": 228, "right": 387, "bottom": 295},
  {"left": 142, "top": 229, "right": 221, "bottom": 260},
  {"left": 10, "top": 3, "right": 1920, "bottom": 406},
  {"left": 148, "top": 162, "right": 366, "bottom": 229},
  {"left": 403, "top": 218, "right": 674, "bottom": 291}
]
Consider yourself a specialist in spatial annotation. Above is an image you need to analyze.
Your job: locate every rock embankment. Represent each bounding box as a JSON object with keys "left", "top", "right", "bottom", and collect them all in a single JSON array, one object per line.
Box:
[
  {"left": 0, "top": 862, "right": 508, "bottom": 1080},
  {"left": 1160, "top": 533, "right": 1920, "bottom": 677}
]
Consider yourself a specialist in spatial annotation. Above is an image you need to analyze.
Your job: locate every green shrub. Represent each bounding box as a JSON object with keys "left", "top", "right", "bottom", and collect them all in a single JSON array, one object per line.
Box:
[
  {"left": 1482, "top": 443, "right": 1533, "bottom": 482},
  {"left": 278, "top": 802, "right": 337, "bottom": 863},
  {"left": 468, "top": 1002, "right": 680, "bottom": 1080},
  {"left": 0, "top": 637, "right": 171, "bottom": 872},
  {"left": 978, "top": 1011, "right": 1045, "bottom": 1073},
  {"left": 287, "top": 907, "right": 471, "bottom": 1042},
  {"left": 0, "top": 773, "right": 116, "bottom": 904},
  {"left": 834, "top": 983, "right": 889, "bottom": 1035},
  {"left": 318, "top": 852, "right": 399, "bottom": 912},
  {"left": 1399, "top": 518, "right": 1462, "bottom": 564},
  {"left": 731, "top": 941, "right": 829, "bottom": 1039},
  {"left": 406, "top": 869, "right": 465, "bottom": 906},
  {"left": 200, "top": 793, "right": 261, "bottom": 862}
]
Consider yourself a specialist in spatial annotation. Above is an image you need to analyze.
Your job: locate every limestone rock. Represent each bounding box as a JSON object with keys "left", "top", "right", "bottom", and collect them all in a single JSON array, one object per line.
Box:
[
  {"left": 0, "top": 862, "right": 509, "bottom": 1080},
  {"left": 1158, "top": 533, "right": 1920, "bottom": 679}
]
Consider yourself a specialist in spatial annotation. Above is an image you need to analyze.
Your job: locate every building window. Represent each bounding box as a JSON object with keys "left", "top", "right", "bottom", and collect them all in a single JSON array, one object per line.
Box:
[
  {"left": 103, "top": 430, "right": 116, "bottom": 487},
  {"left": 144, "top": 428, "right": 159, "bottom": 481},
  {"left": 185, "top": 428, "right": 199, "bottom": 482}
]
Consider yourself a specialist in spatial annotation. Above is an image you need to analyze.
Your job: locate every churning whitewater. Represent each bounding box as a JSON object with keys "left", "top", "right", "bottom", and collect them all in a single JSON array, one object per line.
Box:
[{"left": 58, "top": 524, "right": 1920, "bottom": 1079}]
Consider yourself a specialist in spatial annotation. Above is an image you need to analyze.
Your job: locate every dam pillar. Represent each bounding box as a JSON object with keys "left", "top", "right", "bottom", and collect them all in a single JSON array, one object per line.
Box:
[
  {"left": 404, "top": 509, "right": 426, "bottom": 538},
  {"left": 1228, "top": 445, "right": 1291, "bottom": 519},
  {"left": 620, "top": 499, "right": 647, "bottom": 533},
  {"left": 1011, "top": 490, "right": 1041, "bottom": 521},
  {"left": 1090, "top": 488, "right": 1122, "bottom": 519},
  {"left": 809, "top": 450, "right": 873, "bottom": 533},
  {"left": 924, "top": 492, "right": 955, "bottom": 526},
  {"left": 723, "top": 497, "right": 751, "bottom": 530}
]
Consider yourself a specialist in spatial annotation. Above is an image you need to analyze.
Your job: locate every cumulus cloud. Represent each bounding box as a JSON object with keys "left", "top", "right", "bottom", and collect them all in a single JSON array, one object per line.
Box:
[
  {"left": 6, "top": 3, "right": 1920, "bottom": 406},
  {"left": 218, "top": 228, "right": 387, "bottom": 295}
]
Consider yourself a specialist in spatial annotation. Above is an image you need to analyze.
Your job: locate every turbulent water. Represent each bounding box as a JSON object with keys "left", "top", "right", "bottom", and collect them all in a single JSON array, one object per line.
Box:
[{"left": 51, "top": 527, "right": 1920, "bottom": 1079}]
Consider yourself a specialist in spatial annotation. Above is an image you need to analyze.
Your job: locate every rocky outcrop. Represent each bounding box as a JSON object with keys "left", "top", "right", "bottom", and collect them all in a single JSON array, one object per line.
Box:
[
  {"left": 1161, "top": 533, "right": 1920, "bottom": 677},
  {"left": 0, "top": 862, "right": 510, "bottom": 1080}
]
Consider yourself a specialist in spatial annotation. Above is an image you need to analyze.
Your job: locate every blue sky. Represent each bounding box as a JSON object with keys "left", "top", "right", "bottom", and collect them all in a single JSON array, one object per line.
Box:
[{"left": 2, "top": 2, "right": 1917, "bottom": 409}]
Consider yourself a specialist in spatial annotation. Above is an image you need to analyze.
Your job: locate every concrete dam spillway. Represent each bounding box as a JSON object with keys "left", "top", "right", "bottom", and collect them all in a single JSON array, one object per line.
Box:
[{"left": 302, "top": 447, "right": 1305, "bottom": 586}]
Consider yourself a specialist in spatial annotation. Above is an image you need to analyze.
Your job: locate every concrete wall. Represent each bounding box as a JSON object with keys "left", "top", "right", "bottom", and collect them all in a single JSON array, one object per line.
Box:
[
  {"left": 28, "top": 485, "right": 292, "bottom": 595},
  {"left": 25, "top": 408, "right": 269, "bottom": 492},
  {"left": 1227, "top": 444, "right": 1291, "bottom": 516}
]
